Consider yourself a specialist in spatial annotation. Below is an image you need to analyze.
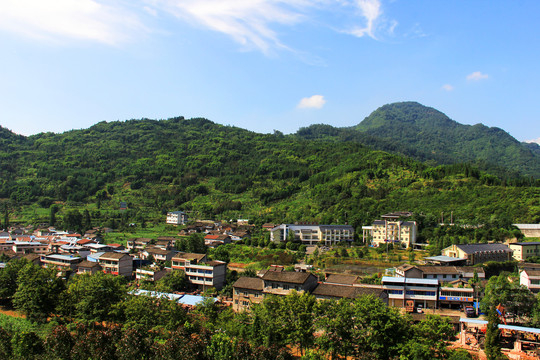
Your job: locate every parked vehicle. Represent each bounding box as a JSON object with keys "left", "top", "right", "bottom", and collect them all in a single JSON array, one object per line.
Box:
[{"left": 465, "top": 306, "right": 476, "bottom": 317}]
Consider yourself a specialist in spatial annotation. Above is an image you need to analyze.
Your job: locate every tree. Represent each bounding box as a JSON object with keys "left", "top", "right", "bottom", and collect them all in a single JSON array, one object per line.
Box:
[
  {"left": 0, "top": 258, "right": 29, "bottom": 303},
  {"left": 45, "top": 325, "right": 74, "bottom": 360},
  {"left": 0, "top": 327, "right": 12, "bottom": 359},
  {"left": 49, "top": 204, "right": 58, "bottom": 227},
  {"left": 484, "top": 308, "right": 507, "bottom": 360},
  {"left": 116, "top": 328, "right": 155, "bottom": 360},
  {"left": 400, "top": 315, "right": 456, "bottom": 360},
  {"left": 481, "top": 273, "right": 535, "bottom": 322},
  {"left": 315, "top": 299, "right": 355, "bottom": 359},
  {"left": 58, "top": 272, "right": 126, "bottom": 323},
  {"left": 11, "top": 331, "right": 44, "bottom": 360},
  {"left": 12, "top": 263, "right": 64, "bottom": 323},
  {"left": 155, "top": 270, "right": 187, "bottom": 293}
]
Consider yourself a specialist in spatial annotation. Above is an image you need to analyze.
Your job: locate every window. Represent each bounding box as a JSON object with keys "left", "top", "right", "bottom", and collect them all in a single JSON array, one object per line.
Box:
[
  {"left": 283, "top": 284, "right": 290, "bottom": 290},
  {"left": 242, "top": 301, "right": 249, "bottom": 306}
]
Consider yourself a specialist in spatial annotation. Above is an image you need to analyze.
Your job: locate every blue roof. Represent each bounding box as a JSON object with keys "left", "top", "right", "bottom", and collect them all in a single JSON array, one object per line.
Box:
[
  {"left": 46, "top": 254, "right": 81, "bottom": 261},
  {"left": 129, "top": 289, "right": 216, "bottom": 306}
]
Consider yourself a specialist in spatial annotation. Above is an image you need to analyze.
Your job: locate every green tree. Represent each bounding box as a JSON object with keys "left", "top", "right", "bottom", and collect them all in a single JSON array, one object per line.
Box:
[
  {"left": 45, "top": 325, "right": 74, "bottom": 360},
  {"left": 484, "top": 308, "right": 507, "bottom": 360},
  {"left": 11, "top": 331, "right": 43, "bottom": 360},
  {"left": 0, "top": 258, "right": 29, "bottom": 303},
  {"left": 400, "top": 315, "right": 456, "bottom": 360},
  {"left": 12, "top": 264, "right": 64, "bottom": 323},
  {"left": 481, "top": 273, "right": 535, "bottom": 322},
  {"left": 58, "top": 272, "right": 126, "bottom": 323},
  {"left": 155, "top": 270, "right": 187, "bottom": 293}
]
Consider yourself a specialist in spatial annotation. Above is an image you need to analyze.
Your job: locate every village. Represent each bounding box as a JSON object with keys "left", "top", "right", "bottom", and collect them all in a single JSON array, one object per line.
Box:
[{"left": 1, "top": 210, "right": 540, "bottom": 358}]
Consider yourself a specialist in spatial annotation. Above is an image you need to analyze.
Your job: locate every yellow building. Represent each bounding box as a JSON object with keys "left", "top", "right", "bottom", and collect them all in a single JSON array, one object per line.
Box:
[{"left": 509, "top": 242, "right": 540, "bottom": 261}]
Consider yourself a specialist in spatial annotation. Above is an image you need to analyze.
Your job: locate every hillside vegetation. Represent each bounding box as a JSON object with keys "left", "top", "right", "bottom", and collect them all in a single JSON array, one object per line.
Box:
[
  {"left": 296, "top": 101, "right": 540, "bottom": 178},
  {"left": 0, "top": 112, "right": 538, "bottom": 230}
]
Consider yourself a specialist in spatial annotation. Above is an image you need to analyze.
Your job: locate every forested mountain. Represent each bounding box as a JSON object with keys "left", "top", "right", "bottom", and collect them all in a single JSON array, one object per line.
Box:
[
  {"left": 296, "top": 102, "right": 540, "bottom": 178},
  {"left": 0, "top": 115, "right": 538, "bottom": 229}
]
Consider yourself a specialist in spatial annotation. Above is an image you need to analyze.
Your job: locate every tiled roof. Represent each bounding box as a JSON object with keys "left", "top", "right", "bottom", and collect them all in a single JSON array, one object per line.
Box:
[
  {"left": 313, "top": 283, "right": 383, "bottom": 299},
  {"left": 233, "top": 277, "right": 264, "bottom": 291},
  {"left": 417, "top": 266, "right": 460, "bottom": 275},
  {"left": 99, "top": 252, "right": 130, "bottom": 260},
  {"left": 325, "top": 274, "right": 359, "bottom": 285},
  {"left": 261, "top": 271, "right": 316, "bottom": 284}
]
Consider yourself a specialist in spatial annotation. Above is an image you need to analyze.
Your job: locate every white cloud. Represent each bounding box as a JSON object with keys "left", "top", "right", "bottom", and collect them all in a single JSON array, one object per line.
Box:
[
  {"left": 525, "top": 137, "right": 540, "bottom": 145},
  {"left": 0, "top": 0, "right": 146, "bottom": 45},
  {"left": 297, "top": 95, "right": 326, "bottom": 109},
  {"left": 466, "top": 71, "right": 489, "bottom": 81},
  {"left": 442, "top": 84, "right": 454, "bottom": 91},
  {"left": 153, "top": 0, "right": 310, "bottom": 54},
  {"left": 347, "top": 0, "right": 382, "bottom": 39}
]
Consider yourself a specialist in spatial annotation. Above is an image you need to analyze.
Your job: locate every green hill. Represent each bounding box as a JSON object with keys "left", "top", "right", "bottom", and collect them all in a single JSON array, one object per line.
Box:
[
  {"left": 296, "top": 102, "right": 540, "bottom": 178},
  {"left": 0, "top": 116, "right": 538, "bottom": 230}
]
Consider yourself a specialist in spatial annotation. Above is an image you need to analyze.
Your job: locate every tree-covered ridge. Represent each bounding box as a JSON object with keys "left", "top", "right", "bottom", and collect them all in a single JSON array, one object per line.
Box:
[
  {"left": 296, "top": 101, "right": 540, "bottom": 178},
  {"left": 0, "top": 116, "right": 538, "bottom": 228}
]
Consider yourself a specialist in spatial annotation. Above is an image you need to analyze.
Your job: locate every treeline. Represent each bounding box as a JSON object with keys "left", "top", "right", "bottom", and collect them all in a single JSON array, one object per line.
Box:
[{"left": 0, "top": 258, "right": 473, "bottom": 360}]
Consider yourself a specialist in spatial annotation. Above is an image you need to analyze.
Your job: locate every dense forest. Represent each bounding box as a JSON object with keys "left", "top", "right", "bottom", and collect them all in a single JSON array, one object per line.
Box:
[{"left": 0, "top": 108, "right": 538, "bottom": 231}]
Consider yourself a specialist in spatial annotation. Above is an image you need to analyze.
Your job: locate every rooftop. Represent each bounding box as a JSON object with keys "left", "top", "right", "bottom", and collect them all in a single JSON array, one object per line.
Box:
[{"left": 233, "top": 277, "right": 264, "bottom": 291}]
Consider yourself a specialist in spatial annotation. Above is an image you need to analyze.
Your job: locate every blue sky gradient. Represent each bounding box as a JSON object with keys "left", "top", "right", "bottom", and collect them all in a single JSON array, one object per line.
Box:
[{"left": 0, "top": 0, "right": 538, "bottom": 143}]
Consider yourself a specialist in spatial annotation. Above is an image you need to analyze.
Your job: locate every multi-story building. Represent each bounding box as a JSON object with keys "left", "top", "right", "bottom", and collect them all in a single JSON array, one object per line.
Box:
[
  {"left": 509, "top": 242, "right": 540, "bottom": 261},
  {"left": 232, "top": 270, "right": 319, "bottom": 312},
  {"left": 441, "top": 243, "right": 512, "bottom": 265},
  {"left": 12, "top": 241, "right": 49, "bottom": 255},
  {"left": 166, "top": 211, "right": 189, "bottom": 225},
  {"left": 97, "top": 252, "right": 133, "bottom": 277},
  {"left": 363, "top": 212, "right": 417, "bottom": 249},
  {"left": 41, "top": 254, "right": 83, "bottom": 271},
  {"left": 270, "top": 224, "right": 354, "bottom": 245},
  {"left": 382, "top": 276, "right": 439, "bottom": 309},
  {"left": 141, "top": 247, "right": 176, "bottom": 263},
  {"left": 77, "top": 260, "right": 102, "bottom": 275},
  {"left": 171, "top": 252, "right": 226, "bottom": 290}
]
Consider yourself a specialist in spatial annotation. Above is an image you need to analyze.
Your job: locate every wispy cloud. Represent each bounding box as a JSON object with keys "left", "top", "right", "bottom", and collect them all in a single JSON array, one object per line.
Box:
[
  {"left": 467, "top": 71, "right": 489, "bottom": 81},
  {"left": 347, "top": 0, "right": 382, "bottom": 39},
  {"left": 441, "top": 84, "right": 454, "bottom": 91},
  {"left": 0, "top": 0, "right": 395, "bottom": 53},
  {"left": 0, "top": 0, "right": 147, "bottom": 45},
  {"left": 297, "top": 95, "right": 326, "bottom": 109}
]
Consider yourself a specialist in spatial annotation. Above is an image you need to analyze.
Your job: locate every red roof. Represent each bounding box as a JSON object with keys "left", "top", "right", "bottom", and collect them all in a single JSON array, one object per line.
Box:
[
  {"left": 77, "top": 239, "right": 95, "bottom": 245},
  {"left": 204, "top": 234, "right": 220, "bottom": 240}
]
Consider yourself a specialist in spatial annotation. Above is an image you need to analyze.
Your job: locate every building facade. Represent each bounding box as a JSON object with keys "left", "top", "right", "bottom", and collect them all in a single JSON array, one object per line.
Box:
[
  {"left": 171, "top": 252, "right": 226, "bottom": 290},
  {"left": 270, "top": 224, "right": 354, "bottom": 245},
  {"left": 509, "top": 242, "right": 540, "bottom": 262},
  {"left": 166, "top": 211, "right": 189, "bottom": 225}
]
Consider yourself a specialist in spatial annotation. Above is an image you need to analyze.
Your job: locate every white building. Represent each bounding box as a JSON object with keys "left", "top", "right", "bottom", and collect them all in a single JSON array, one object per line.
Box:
[
  {"left": 270, "top": 224, "right": 354, "bottom": 245},
  {"left": 166, "top": 211, "right": 189, "bottom": 225}
]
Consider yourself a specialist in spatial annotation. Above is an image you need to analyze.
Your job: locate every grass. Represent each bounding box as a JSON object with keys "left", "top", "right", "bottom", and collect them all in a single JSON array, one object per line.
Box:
[{"left": 102, "top": 224, "right": 182, "bottom": 245}]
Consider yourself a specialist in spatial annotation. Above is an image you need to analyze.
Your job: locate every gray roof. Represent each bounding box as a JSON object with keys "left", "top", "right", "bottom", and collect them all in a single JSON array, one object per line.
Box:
[
  {"left": 233, "top": 277, "right": 264, "bottom": 291},
  {"left": 325, "top": 274, "right": 359, "bottom": 285},
  {"left": 312, "top": 283, "right": 383, "bottom": 299},
  {"left": 511, "top": 242, "right": 540, "bottom": 246},
  {"left": 261, "top": 271, "right": 317, "bottom": 284},
  {"left": 456, "top": 243, "right": 512, "bottom": 254}
]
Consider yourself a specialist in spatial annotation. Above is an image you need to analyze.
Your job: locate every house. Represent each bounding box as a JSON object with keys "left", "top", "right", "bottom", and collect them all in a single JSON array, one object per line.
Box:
[
  {"left": 126, "top": 238, "right": 153, "bottom": 251},
  {"left": 141, "top": 248, "right": 176, "bottom": 263},
  {"left": 97, "top": 252, "right": 133, "bottom": 277},
  {"left": 260, "top": 270, "right": 318, "bottom": 296},
  {"left": 41, "top": 254, "right": 83, "bottom": 271},
  {"left": 77, "top": 260, "right": 102, "bottom": 275},
  {"left": 135, "top": 267, "right": 170, "bottom": 282},
  {"left": 166, "top": 211, "right": 189, "bottom": 225},
  {"left": 171, "top": 252, "right": 227, "bottom": 290},
  {"left": 441, "top": 243, "right": 513, "bottom": 265},
  {"left": 230, "top": 231, "right": 250, "bottom": 242},
  {"left": 204, "top": 234, "right": 231, "bottom": 246},
  {"left": 262, "top": 223, "right": 275, "bottom": 231},
  {"left": 395, "top": 264, "right": 423, "bottom": 278},
  {"left": 382, "top": 276, "right": 439, "bottom": 309},
  {"left": 84, "top": 243, "right": 115, "bottom": 253},
  {"left": 509, "top": 242, "right": 540, "bottom": 261},
  {"left": 362, "top": 212, "right": 417, "bottom": 249},
  {"left": 270, "top": 224, "right": 354, "bottom": 245},
  {"left": 232, "top": 277, "right": 265, "bottom": 312},
  {"left": 520, "top": 269, "right": 540, "bottom": 293},
  {"left": 438, "top": 285, "right": 474, "bottom": 309},
  {"left": 415, "top": 266, "right": 461, "bottom": 283}
]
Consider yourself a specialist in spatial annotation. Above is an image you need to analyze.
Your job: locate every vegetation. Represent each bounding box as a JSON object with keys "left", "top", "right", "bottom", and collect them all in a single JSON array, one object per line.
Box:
[{"left": 0, "top": 114, "right": 537, "bottom": 238}]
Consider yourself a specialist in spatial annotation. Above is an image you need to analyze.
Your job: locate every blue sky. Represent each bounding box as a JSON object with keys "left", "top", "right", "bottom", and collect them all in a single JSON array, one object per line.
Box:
[{"left": 0, "top": 0, "right": 539, "bottom": 143}]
